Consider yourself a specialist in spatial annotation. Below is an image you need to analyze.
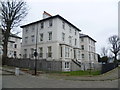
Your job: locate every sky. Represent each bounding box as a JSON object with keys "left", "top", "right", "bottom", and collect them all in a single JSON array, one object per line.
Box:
[{"left": 17, "top": 0, "right": 119, "bottom": 55}]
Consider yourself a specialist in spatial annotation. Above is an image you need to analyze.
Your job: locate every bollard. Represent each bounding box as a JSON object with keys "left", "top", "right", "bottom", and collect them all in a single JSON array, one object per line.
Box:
[{"left": 15, "top": 68, "right": 20, "bottom": 76}]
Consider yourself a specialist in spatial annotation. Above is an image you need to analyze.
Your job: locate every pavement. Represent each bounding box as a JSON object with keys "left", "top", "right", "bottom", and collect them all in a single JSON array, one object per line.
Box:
[{"left": 1, "top": 66, "right": 120, "bottom": 88}]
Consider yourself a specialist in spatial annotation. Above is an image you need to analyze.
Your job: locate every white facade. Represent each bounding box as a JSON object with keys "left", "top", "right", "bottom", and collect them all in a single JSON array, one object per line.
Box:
[
  {"left": 21, "top": 13, "right": 81, "bottom": 71},
  {"left": 21, "top": 12, "right": 98, "bottom": 71},
  {"left": 7, "top": 34, "right": 22, "bottom": 58},
  {"left": 79, "top": 34, "right": 98, "bottom": 70}
]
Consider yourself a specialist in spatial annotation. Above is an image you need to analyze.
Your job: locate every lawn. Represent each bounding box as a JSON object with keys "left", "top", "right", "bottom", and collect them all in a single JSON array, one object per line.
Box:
[
  {"left": 60, "top": 70, "right": 101, "bottom": 76},
  {"left": 45, "top": 70, "right": 101, "bottom": 76}
]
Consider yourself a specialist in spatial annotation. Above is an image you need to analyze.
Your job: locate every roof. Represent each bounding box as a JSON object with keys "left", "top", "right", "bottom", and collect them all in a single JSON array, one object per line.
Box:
[
  {"left": 21, "top": 15, "right": 81, "bottom": 31},
  {"left": 10, "top": 34, "right": 22, "bottom": 39},
  {"left": 8, "top": 40, "right": 15, "bottom": 43},
  {"left": 79, "top": 33, "right": 96, "bottom": 42}
]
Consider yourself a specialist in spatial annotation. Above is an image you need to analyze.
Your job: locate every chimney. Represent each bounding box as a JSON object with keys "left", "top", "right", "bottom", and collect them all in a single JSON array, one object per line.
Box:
[{"left": 43, "top": 11, "right": 52, "bottom": 19}]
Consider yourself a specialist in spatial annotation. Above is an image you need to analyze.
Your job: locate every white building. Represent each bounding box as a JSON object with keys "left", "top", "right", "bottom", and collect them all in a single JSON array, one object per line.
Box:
[
  {"left": 0, "top": 28, "right": 22, "bottom": 58},
  {"left": 21, "top": 11, "right": 98, "bottom": 71},
  {"left": 7, "top": 34, "right": 22, "bottom": 58},
  {"left": 79, "top": 34, "right": 98, "bottom": 70}
]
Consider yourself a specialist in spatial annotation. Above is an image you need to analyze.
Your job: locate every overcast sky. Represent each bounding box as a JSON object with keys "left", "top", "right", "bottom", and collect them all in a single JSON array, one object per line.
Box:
[{"left": 18, "top": 0, "right": 119, "bottom": 55}]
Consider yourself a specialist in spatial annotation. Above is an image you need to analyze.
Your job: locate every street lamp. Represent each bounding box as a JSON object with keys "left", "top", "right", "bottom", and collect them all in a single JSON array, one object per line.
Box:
[
  {"left": 33, "top": 23, "right": 38, "bottom": 75},
  {"left": 34, "top": 49, "right": 38, "bottom": 75}
]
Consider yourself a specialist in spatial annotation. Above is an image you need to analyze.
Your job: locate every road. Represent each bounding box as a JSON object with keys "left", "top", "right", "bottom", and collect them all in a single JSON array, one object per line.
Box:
[{"left": 2, "top": 73, "right": 118, "bottom": 88}]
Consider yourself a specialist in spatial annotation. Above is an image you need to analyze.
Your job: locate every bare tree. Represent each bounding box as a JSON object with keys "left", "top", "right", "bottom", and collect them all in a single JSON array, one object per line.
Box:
[
  {"left": 101, "top": 47, "right": 108, "bottom": 57},
  {"left": 108, "top": 35, "right": 120, "bottom": 63},
  {"left": 0, "top": 0, "right": 28, "bottom": 64}
]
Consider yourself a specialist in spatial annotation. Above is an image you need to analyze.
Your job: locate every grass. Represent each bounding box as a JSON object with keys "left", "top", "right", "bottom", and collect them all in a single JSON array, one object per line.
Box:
[
  {"left": 45, "top": 70, "right": 101, "bottom": 76},
  {"left": 60, "top": 70, "right": 101, "bottom": 76}
]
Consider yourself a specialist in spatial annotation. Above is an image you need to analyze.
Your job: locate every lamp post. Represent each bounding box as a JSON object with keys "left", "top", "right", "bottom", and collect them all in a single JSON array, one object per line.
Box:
[
  {"left": 34, "top": 49, "right": 38, "bottom": 75},
  {"left": 34, "top": 23, "right": 38, "bottom": 75}
]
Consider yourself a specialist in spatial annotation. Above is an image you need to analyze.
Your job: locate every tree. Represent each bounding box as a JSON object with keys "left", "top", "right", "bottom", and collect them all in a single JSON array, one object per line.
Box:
[
  {"left": 108, "top": 35, "right": 120, "bottom": 64},
  {"left": 101, "top": 47, "right": 108, "bottom": 57},
  {"left": 0, "top": 0, "right": 28, "bottom": 64},
  {"left": 100, "top": 56, "right": 108, "bottom": 64}
]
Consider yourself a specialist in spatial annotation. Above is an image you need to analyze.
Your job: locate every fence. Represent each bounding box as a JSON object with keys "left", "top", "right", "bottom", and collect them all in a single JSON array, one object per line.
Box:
[
  {"left": 101, "top": 63, "right": 118, "bottom": 74},
  {"left": 4, "top": 58, "right": 62, "bottom": 72}
]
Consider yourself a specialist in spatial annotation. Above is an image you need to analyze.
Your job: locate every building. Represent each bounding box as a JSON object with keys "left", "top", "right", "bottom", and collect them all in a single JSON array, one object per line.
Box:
[
  {"left": 0, "top": 28, "right": 22, "bottom": 58},
  {"left": 79, "top": 34, "right": 98, "bottom": 70},
  {"left": 7, "top": 33, "right": 22, "bottom": 58},
  {"left": 21, "top": 11, "right": 98, "bottom": 71}
]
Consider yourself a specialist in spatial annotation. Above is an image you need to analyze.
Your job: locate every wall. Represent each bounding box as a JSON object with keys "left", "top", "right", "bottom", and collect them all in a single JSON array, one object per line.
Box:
[{"left": 5, "top": 58, "right": 62, "bottom": 71}]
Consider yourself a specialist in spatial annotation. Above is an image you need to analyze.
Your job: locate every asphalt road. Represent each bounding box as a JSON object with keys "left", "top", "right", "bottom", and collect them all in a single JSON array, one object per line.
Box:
[{"left": 2, "top": 73, "right": 118, "bottom": 88}]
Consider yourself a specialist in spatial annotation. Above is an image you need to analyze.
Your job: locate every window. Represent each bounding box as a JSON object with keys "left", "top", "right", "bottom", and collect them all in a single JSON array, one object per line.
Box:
[
  {"left": 10, "top": 43, "right": 13, "bottom": 48},
  {"left": 89, "top": 39, "right": 91, "bottom": 44},
  {"left": 31, "top": 48, "right": 34, "bottom": 58},
  {"left": 24, "top": 49, "right": 27, "bottom": 58},
  {"left": 78, "top": 51, "right": 80, "bottom": 59},
  {"left": 14, "top": 44, "right": 17, "bottom": 48},
  {"left": 48, "top": 32, "right": 52, "bottom": 40},
  {"left": 82, "top": 54, "right": 84, "bottom": 59},
  {"left": 74, "top": 49, "right": 76, "bottom": 58},
  {"left": 62, "top": 33, "right": 65, "bottom": 41},
  {"left": 65, "top": 47, "right": 69, "bottom": 57},
  {"left": 25, "top": 29, "right": 28, "bottom": 33},
  {"left": 25, "top": 37, "right": 28, "bottom": 43},
  {"left": 89, "top": 46, "right": 90, "bottom": 51},
  {"left": 60, "top": 46, "right": 62, "bottom": 57},
  {"left": 39, "top": 47, "right": 43, "bottom": 58},
  {"left": 47, "top": 46, "right": 52, "bottom": 57},
  {"left": 89, "top": 53, "right": 91, "bottom": 60},
  {"left": 40, "top": 33, "right": 43, "bottom": 41},
  {"left": 31, "top": 35, "right": 34, "bottom": 42},
  {"left": 81, "top": 38, "right": 84, "bottom": 42},
  {"left": 14, "top": 51, "right": 17, "bottom": 57},
  {"left": 41, "top": 22, "right": 44, "bottom": 29},
  {"left": 69, "top": 26, "right": 71, "bottom": 33},
  {"left": 65, "top": 62, "right": 70, "bottom": 68},
  {"left": 81, "top": 45, "right": 84, "bottom": 50},
  {"left": 49, "top": 19, "right": 53, "bottom": 27},
  {"left": 75, "top": 39, "right": 77, "bottom": 45},
  {"left": 94, "top": 54, "right": 96, "bottom": 60},
  {"left": 32, "top": 26, "right": 35, "bottom": 32},
  {"left": 62, "top": 21, "right": 65, "bottom": 29},
  {"left": 69, "top": 36, "right": 72, "bottom": 44},
  {"left": 15, "top": 38, "right": 18, "bottom": 42},
  {"left": 75, "top": 30, "right": 77, "bottom": 35}
]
